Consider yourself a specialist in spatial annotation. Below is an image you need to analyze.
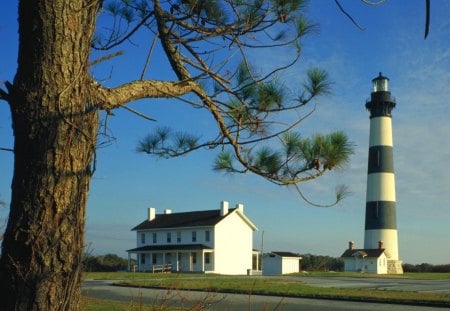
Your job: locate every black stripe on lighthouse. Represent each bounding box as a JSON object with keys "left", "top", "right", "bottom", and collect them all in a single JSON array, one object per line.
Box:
[
  {"left": 365, "top": 201, "right": 397, "bottom": 229},
  {"left": 367, "top": 145, "right": 394, "bottom": 173}
]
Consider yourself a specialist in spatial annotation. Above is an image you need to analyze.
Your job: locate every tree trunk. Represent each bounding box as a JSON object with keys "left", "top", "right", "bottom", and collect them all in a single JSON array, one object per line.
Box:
[{"left": 0, "top": 1, "right": 100, "bottom": 310}]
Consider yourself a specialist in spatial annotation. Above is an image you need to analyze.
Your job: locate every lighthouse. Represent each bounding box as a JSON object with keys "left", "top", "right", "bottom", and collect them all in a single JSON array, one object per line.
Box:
[
  {"left": 341, "top": 73, "right": 403, "bottom": 274},
  {"left": 363, "top": 73, "right": 403, "bottom": 274}
]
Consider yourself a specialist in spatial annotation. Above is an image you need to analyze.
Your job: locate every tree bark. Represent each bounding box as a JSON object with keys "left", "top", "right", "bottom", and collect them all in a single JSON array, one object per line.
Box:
[{"left": 0, "top": 1, "right": 100, "bottom": 310}]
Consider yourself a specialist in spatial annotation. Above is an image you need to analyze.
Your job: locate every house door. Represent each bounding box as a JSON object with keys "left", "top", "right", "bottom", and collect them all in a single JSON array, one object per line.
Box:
[
  {"left": 189, "top": 252, "right": 197, "bottom": 272},
  {"left": 178, "top": 252, "right": 188, "bottom": 272}
]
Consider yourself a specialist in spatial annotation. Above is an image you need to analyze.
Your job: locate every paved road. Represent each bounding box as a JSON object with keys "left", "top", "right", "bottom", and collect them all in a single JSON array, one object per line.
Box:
[
  {"left": 82, "top": 277, "right": 450, "bottom": 310},
  {"left": 292, "top": 276, "right": 450, "bottom": 293}
]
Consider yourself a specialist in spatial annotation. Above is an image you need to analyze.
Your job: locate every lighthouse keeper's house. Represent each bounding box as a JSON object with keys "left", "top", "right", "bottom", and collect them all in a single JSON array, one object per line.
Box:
[
  {"left": 127, "top": 201, "right": 258, "bottom": 275},
  {"left": 341, "top": 241, "right": 389, "bottom": 274}
]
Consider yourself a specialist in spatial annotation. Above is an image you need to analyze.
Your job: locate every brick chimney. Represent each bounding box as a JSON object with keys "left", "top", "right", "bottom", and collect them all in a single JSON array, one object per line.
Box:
[
  {"left": 235, "top": 203, "right": 244, "bottom": 213},
  {"left": 348, "top": 241, "right": 355, "bottom": 250},
  {"left": 148, "top": 207, "right": 156, "bottom": 221},
  {"left": 378, "top": 240, "right": 384, "bottom": 249},
  {"left": 164, "top": 209, "right": 172, "bottom": 214}
]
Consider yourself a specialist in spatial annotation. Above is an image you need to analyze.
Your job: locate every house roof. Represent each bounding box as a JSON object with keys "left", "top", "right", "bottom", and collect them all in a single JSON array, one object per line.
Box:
[
  {"left": 341, "top": 248, "right": 386, "bottom": 258},
  {"left": 269, "top": 251, "right": 302, "bottom": 258},
  {"left": 127, "top": 243, "right": 213, "bottom": 253}
]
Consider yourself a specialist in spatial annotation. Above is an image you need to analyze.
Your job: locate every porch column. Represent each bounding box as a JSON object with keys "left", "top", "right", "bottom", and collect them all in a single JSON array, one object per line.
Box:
[{"left": 201, "top": 251, "right": 205, "bottom": 272}]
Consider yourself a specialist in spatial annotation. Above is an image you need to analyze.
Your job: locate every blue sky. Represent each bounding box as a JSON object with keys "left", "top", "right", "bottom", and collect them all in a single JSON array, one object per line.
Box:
[{"left": 1, "top": 1, "right": 450, "bottom": 264}]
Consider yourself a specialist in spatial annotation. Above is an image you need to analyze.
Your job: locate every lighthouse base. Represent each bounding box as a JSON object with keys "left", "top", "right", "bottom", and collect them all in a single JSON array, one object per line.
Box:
[{"left": 387, "top": 260, "right": 403, "bottom": 274}]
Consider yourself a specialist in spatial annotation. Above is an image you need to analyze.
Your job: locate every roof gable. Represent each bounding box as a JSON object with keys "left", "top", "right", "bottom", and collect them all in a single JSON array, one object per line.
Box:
[
  {"left": 132, "top": 208, "right": 238, "bottom": 231},
  {"left": 233, "top": 209, "right": 258, "bottom": 231}
]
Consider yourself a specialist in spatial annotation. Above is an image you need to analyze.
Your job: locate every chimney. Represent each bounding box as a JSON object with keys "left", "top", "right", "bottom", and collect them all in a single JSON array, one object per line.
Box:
[
  {"left": 378, "top": 240, "right": 384, "bottom": 249},
  {"left": 220, "top": 201, "right": 229, "bottom": 216},
  {"left": 235, "top": 203, "right": 244, "bottom": 213},
  {"left": 164, "top": 209, "right": 172, "bottom": 214},
  {"left": 148, "top": 207, "right": 156, "bottom": 221},
  {"left": 348, "top": 241, "right": 355, "bottom": 250}
]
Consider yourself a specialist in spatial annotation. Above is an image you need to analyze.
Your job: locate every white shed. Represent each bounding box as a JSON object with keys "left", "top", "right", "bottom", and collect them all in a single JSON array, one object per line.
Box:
[{"left": 262, "top": 252, "right": 302, "bottom": 275}]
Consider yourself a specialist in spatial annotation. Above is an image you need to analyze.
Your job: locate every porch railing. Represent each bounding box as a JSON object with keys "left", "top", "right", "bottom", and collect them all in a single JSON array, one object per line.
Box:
[{"left": 152, "top": 264, "right": 172, "bottom": 273}]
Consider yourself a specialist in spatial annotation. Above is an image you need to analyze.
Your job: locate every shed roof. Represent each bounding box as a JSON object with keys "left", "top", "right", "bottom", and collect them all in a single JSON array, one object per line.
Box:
[{"left": 269, "top": 251, "right": 302, "bottom": 258}]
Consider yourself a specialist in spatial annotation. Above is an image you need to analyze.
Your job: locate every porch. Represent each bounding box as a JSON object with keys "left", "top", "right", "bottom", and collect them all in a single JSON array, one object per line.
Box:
[{"left": 127, "top": 244, "right": 214, "bottom": 273}]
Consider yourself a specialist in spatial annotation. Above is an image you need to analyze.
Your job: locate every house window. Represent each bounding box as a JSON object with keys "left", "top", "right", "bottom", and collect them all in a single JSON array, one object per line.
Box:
[
  {"left": 140, "top": 254, "right": 145, "bottom": 264},
  {"left": 192, "top": 252, "right": 197, "bottom": 264},
  {"left": 167, "top": 232, "right": 172, "bottom": 243},
  {"left": 205, "top": 230, "right": 210, "bottom": 242},
  {"left": 152, "top": 232, "right": 157, "bottom": 243},
  {"left": 141, "top": 233, "right": 145, "bottom": 244},
  {"left": 192, "top": 231, "right": 197, "bottom": 242},
  {"left": 178, "top": 253, "right": 182, "bottom": 262},
  {"left": 204, "top": 253, "right": 210, "bottom": 264},
  {"left": 152, "top": 254, "right": 157, "bottom": 264},
  {"left": 177, "top": 231, "right": 181, "bottom": 243}
]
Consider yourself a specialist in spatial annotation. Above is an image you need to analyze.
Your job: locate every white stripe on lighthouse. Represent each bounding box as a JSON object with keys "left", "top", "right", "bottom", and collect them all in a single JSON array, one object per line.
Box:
[
  {"left": 369, "top": 117, "right": 393, "bottom": 147},
  {"left": 364, "top": 229, "right": 399, "bottom": 260},
  {"left": 366, "top": 172, "right": 396, "bottom": 202}
]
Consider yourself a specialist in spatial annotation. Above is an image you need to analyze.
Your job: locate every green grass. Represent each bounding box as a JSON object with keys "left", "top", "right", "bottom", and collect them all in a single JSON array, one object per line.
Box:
[
  {"left": 116, "top": 276, "right": 450, "bottom": 305},
  {"left": 291, "top": 271, "right": 450, "bottom": 280},
  {"left": 84, "top": 271, "right": 450, "bottom": 281},
  {"left": 82, "top": 271, "right": 450, "bottom": 309}
]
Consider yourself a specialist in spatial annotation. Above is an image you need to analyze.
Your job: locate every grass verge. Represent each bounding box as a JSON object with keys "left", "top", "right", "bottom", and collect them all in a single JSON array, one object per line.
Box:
[{"left": 83, "top": 272, "right": 450, "bottom": 308}]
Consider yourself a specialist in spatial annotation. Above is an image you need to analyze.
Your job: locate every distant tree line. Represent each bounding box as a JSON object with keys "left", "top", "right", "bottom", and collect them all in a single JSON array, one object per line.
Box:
[
  {"left": 82, "top": 253, "right": 134, "bottom": 272},
  {"left": 299, "top": 254, "right": 344, "bottom": 272},
  {"left": 79, "top": 252, "right": 450, "bottom": 273},
  {"left": 402, "top": 263, "right": 450, "bottom": 273}
]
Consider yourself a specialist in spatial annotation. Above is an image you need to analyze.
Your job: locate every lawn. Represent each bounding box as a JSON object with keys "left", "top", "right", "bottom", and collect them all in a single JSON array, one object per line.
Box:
[{"left": 82, "top": 271, "right": 450, "bottom": 310}]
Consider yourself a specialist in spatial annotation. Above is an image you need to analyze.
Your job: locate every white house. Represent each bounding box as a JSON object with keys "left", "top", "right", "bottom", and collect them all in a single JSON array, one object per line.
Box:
[
  {"left": 341, "top": 241, "right": 388, "bottom": 274},
  {"left": 262, "top": 252, "right": 302, "bottom": 275},
  {"left": 127, "top": 201, "right": 258, "bottom": 275}
]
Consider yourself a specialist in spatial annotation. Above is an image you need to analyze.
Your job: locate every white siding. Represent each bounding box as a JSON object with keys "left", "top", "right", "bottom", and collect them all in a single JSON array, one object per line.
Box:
[
  {"left": 214, "top": 211, "right": 254, "bottom": 275},
  {"left": 263, "top": 255, "right": 300, "bottom": 275},
  {"left": 281, "top": 257, "right": 300, "bottom": 274},
  {"left": 343, "top": 253, "right": 388, "bottom": 274},
  {"left": 132, "top": 207, "right": 256, "bottom": 274}
]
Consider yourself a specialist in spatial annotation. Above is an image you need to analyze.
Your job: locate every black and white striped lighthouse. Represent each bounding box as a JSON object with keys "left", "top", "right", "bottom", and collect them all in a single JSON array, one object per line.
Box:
[{"left": 364, "top": 73, "right": 402, "bottom": 270}]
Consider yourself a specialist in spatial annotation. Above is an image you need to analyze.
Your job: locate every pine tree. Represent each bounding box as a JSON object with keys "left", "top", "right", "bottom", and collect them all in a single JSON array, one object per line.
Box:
[{"left": 0, "top": 1, "right": 352, "bottom": 309}]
